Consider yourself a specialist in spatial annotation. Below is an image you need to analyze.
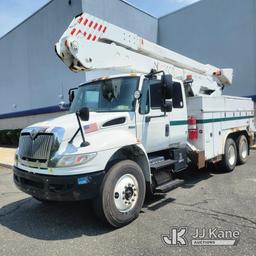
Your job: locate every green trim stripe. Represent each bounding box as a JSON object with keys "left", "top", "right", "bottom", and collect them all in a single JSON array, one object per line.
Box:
[
  {"left": 170, "top": 115, "right": 254, "bottom": 126},
  {"left": 170, "top": 120, "right": 188, "bottom": 126},
  {"left": 197, "top": 115, "right": 254, "bottom": 124}
]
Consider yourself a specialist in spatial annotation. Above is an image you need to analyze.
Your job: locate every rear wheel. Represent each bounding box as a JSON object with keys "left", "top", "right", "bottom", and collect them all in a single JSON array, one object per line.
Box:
[
  {"left": 236, "top": 135, "right": 249, "bottom": 165},
  {"left": 220, "top": 138, "right": 237, "bottom": 172},
  {"left": 94, "top": 160, "right": 145, "bottom": 228}
]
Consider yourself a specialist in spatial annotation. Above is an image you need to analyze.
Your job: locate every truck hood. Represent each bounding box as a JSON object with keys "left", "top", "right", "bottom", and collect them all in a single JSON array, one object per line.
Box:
[{"left": 22, "top": 112, "right": 134, "bottom": 143}]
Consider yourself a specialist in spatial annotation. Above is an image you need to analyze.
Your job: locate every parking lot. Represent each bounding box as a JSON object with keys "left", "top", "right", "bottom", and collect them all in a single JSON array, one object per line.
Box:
[{"left": 0, "top": 151, "right": 256, "bottom": 256}]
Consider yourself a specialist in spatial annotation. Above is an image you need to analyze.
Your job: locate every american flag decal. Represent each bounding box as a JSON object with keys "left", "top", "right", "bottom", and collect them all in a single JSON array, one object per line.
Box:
[{"left": 83, "top": 123, "right": 98, "bottom": 134}]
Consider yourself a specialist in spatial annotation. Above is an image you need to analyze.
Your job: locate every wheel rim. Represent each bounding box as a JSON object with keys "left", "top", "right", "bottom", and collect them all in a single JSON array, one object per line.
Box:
[
  {"left": 240, "top": 140, "right": 248, "bottom": 159},
  {"left": 113, "top": 174, "right": 139, "bottom": 213},
  {"left": 228, "top": 144, "right": 236, "bottom": 166}
]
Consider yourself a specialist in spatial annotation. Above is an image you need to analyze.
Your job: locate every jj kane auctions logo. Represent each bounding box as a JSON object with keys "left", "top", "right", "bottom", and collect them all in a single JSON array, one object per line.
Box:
[{"left": 161, "top": 227, "right": 240, "bottom": 246}]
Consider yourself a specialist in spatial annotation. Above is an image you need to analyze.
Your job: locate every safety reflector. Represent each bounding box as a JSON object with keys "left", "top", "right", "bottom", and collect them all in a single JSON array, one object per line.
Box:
[
  {"left": 89, "top": 21, "right": 93, "bottom": 28},
  {"left": 98, "top": 24, "right": 103, "bottom": 31},
  {"left": 70, "top": 28, "right": 76, "bottom": 35},
  {"left": 83, "top": 18, "right": 88, "bottom": 26}
]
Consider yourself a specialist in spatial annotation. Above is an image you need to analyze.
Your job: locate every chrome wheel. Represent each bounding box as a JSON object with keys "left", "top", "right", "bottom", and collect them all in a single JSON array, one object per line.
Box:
[
  {"left": 240, "top": 140, "right": 248, "bottom": 159},
  {"left": 113, "top": 174, "right": 139, "bottom": 213},
  {"left": 228, "top": 144, "right": 236, "bottom": 166}
]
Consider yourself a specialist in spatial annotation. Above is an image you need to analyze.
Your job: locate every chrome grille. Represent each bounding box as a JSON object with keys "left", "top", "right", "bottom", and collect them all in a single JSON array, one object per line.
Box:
[{"left": 18, "top": 133, "right": 53, "bottom": 161}]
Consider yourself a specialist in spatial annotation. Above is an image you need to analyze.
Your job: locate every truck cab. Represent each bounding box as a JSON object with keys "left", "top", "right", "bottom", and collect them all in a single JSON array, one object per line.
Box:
[{"left": 14, "top": 72, "right": 190, "bottom": 227}]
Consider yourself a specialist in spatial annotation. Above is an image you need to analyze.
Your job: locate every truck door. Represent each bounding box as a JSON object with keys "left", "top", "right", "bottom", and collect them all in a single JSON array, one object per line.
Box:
[
  {"left": 169, "top": 82, "right": 188, "bottom": 146},
  {"left": 137, "top": 78, "right": 170, "bottom": 153}
]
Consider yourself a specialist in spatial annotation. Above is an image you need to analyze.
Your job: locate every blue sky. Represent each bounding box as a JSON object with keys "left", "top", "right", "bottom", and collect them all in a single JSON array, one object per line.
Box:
[{"left": 0, "top": 0, "right": 199, "bottom": 38}]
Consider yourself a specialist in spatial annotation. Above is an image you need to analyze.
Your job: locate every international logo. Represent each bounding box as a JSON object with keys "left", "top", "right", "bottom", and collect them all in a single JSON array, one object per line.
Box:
[{"left": 30, "top": 129, "right": 38, "bottom": 140}]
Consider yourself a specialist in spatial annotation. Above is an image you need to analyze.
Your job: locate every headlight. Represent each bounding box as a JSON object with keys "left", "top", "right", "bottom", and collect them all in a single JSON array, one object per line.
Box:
[{"left": 54, "top": 152, "right": 97, "bottom": 168}]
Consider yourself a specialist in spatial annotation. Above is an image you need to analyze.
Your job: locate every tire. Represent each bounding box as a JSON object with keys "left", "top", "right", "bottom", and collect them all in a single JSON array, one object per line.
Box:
[
  {"left": 93, "top": 160, "right": 146, "bottom": 228},
  {"left": 236, "top": 135, "right": 249, "bottom": 165},
  {"left": 220, "top": 138, "right": 237, "bottom": 172}
]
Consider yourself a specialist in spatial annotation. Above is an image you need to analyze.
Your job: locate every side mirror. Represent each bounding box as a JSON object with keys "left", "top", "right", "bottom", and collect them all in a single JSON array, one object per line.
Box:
[
  {"left": 69, "top": 90, "right": 75, "bottom": 103},
  {"left": 58, "top": 101, "right": 70, "bottom": 110},
  {"left": 162, "top": 74, "right": 173, "bottom": 99},
  {"left": 77, "top": 107, "right": 89, "bottom": 121},
  {"left": 161, "top": 101, "right": 173, "bottom": 113}
]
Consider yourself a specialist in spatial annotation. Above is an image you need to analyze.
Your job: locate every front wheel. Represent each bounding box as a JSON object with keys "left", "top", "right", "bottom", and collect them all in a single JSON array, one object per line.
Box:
[{"left": 94, "top": 160, "right": 146, "bottom": 228}]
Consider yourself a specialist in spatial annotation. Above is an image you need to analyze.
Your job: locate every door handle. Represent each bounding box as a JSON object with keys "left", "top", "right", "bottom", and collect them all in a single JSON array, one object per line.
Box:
[{"left": 165, "top": 124, "right": 170, "bottom": 137}]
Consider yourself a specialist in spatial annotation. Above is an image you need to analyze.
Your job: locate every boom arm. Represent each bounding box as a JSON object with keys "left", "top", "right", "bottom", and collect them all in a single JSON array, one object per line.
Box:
[{"left": 55, "top": 12, "right": 233, "bottom": 96}]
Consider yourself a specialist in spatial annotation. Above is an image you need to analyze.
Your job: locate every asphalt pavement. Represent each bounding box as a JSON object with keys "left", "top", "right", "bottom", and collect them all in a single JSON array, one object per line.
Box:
[{"left": 0, "top": 151, "right": 256, "bottom": 256}]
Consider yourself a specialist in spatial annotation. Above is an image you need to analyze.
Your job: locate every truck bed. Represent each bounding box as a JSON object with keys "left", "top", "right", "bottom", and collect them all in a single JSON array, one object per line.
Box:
[{"left": 187, "top": 95, "right": 255, "bottom": 160}]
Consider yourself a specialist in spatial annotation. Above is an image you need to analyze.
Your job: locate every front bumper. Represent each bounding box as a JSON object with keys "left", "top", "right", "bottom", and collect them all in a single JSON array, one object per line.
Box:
[{"left": 13, "top": 166, "right": 105, "bottom": 201}]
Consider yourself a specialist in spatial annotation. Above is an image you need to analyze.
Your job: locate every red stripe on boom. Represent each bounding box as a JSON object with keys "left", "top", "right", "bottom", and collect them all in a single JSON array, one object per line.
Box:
[
  {"left": 83, "top": 19, "right": 88, "bottom": 26},
  {"left": 98, "top": 24, "right": 103, "bottom": 31},
  {"left": 70, "top": 28, "right": 76, "bottom": 35},
  {"left": 89, "top": 21, "right": 93, "bottom": 28}
]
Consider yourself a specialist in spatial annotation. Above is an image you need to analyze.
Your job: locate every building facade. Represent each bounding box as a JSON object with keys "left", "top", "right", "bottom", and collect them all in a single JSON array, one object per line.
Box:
[
  {"left": 158, "top": 0, "right": 256, "bottom": 99},
  {"left": 0, "top": 0, "right": 255, "bottom": 129}
]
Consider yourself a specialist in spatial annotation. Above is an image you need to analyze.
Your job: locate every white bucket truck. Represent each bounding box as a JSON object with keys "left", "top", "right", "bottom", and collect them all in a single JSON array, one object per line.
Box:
[{"left": 13, "top": 12, "right": 255, "bottom": 227}]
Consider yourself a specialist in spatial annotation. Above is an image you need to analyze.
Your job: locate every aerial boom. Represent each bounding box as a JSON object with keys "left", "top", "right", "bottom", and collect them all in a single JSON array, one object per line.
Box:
[{"left": 55, "top": 12, "right": 233, "bottom": 96}]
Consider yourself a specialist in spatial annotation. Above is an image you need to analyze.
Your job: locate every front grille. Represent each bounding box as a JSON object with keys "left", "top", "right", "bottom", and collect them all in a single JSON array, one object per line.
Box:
[{"left": 19, "top": 133, "right": 53, "bottom": 161}]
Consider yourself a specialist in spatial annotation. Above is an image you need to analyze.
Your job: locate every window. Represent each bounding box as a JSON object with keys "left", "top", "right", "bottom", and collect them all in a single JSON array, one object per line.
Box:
[
  {"left": 150, "top": 81, "right": 162, "bottom": 109},
  {"left": 172, "top": 82, "right": 184, "bottom": 108},
  {"left": 140, "top": 79, "right": 184, "bottom": 114},
  {"left": 70, "top": 77, "right": 139, "bottom": 113},
  {"left": 140, "top": 79, "right": 162, "bottom": 114}
]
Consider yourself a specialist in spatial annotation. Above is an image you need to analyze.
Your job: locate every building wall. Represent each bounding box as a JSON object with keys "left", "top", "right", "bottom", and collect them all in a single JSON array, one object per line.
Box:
[
  {"left": 0, "top": 0, "right": 255, "bottom": 130},
  {"left": 0, "top": 0, "right": 84, "bottom": 129},
  {"left": 158, "top": 0, "right": 256, "bottom": 99},
  {"left": 82, "top": 0, "right": 158, "bottom": 42},
  {"left": 0, "top": 0, "right": 158, "bottom": 129}
]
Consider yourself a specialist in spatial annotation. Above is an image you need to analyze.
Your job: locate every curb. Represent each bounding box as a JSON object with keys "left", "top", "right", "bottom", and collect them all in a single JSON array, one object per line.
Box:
[{"left": 0, "top": 163, "right": 13, "bottom": 169}]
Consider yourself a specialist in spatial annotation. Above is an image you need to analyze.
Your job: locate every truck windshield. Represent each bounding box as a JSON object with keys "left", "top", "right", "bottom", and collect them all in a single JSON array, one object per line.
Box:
[{"left": 70, "top": 77, "right": 139, "bottom": 113}]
